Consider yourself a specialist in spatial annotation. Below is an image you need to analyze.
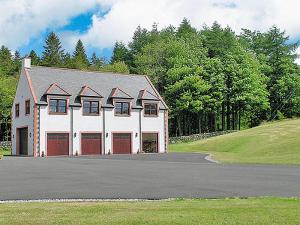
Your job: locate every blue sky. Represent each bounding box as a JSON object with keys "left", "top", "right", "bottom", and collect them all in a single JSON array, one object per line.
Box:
[{"left": 0, "top": 0, "right": 299, "bottom": 63}]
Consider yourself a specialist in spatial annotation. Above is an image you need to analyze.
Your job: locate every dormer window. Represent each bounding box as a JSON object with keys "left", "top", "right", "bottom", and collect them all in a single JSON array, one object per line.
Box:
[
  {"left": 49, "top": 99, "right": 67, "bottom": 114},
  {"left": 83, "top": 100, "right": 99, "bottom": 115},
  {"left": 144, "top": 103, "right": 158, "bottom": 116},
  {"left": 115, "top": 102, "right": 130, "bottom": 116}
]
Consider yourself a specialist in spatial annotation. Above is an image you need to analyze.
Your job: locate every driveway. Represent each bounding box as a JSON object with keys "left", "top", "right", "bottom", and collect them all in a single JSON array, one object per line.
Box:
[{"left": 0, "top": 153, "right": 300, "bottom": 200}]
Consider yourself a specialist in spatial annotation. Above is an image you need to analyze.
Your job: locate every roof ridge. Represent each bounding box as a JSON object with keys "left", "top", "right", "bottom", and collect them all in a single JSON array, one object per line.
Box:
[{"left": 31, "top": 65, "right": 145, "bottom": 78}]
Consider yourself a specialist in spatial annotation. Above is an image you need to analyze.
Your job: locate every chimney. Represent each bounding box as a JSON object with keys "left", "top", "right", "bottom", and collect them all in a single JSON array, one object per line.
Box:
[{"left": 22, "top": 57, "right": 31, "bottom": 69}]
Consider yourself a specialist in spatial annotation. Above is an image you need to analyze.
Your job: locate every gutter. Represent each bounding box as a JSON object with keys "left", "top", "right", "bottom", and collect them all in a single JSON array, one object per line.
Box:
[
  {"left": 70, "top": 107, "right": 73, "bottom": 156},
  {"left": 103, "top": 107, "right": 106, "bottom": 154}
]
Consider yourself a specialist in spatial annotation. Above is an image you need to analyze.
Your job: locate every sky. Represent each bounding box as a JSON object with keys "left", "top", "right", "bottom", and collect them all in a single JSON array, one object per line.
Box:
[{"left": 0, "top": 0, "right": 299, "bottom": 63}]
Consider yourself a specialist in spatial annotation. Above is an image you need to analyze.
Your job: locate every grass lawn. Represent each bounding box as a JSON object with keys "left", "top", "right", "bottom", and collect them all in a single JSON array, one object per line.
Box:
[
  {"left": 0, "top": 198, "right": 299, "bottom": 225},
  {"left": 0, "top": 148, "right": 11, "bottom": 159},
  {"left": 170, "top": 119, "right": 300, "bottom": 165}
]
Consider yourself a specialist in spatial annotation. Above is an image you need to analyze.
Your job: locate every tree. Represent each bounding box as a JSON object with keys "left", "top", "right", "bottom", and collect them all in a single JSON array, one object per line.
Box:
[
  {"left": 111, "top": 42, "right": 129, "bottom": 64},
  {"left": 29, "top": 50, "right": 40, "bottom": 65},
  {"left": 41, "top": 32, "right": 64, "bottom": 67},
  {"left": 0, "top": 46, "right": 15, "bottom": 76},
  {"left": 13, "top": 51, "right": 22, "bottom": 73},
  {"left": 240, "top": 26, "right": 300, "bottom": 119},
  {"left": 102, "top": 61, "right": 129, "bottom": 74},
  {"left": 90, "top": 52, "right": 104, "bottom": 71},
  {"left": 72, "top": 39, "right": 89, "bottom": 69}
]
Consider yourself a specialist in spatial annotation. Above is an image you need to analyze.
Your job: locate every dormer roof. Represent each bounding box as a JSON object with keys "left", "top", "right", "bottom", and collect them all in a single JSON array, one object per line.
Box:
[
  {"left": 110, "top": 87, "right": 133, "bottom": 99},
  {"left": 138, "top": 89, "right": 160, "bottom": 101},
  {"left": 44, "top": 83, "right": 71, "bottom": 96},
  {"left": 27, "top": 66, "right": 168, "bottom": 110},
  {"left": 79, "top": 85, "right": 103, "bottom": 98}
]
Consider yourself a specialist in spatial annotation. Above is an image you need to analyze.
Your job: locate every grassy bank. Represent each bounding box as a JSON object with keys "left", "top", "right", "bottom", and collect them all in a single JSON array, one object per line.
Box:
[
  {"left": 170, "top": 119, "right": 300, "bottom": 164},
  {"left": 0, "top": 198, "right": 299, "bottom": 225}
]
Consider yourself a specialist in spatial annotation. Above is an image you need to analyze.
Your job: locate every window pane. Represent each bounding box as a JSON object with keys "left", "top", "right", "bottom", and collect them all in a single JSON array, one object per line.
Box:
[
  {"left": 115, "top": 102, "right": 122, "bottom": 114},
  {"left": 122, "top": 103, "right": 129, "bottom": 115},
  {"left": 91, "top": 101, "right": 98, "bottom": 108},
  {"left": 145, "top": 104, "right": 157, "bottom": 115},
  {"left": 91, "top": 106, "right": 99, "bottom": 114},
  {"left": 83, "top": 101, "right": 90, "bottom": 114},
  {"left": 49, "top": 100, "right": 57, "bottom": 112},
  {"left": 58, "top": 100, "right": 66, "bottom": 113}
]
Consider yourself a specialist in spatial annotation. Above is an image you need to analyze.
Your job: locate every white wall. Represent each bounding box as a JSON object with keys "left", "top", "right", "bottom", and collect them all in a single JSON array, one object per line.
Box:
[
  {"left": 11, "top": 69, "right": 34, "bottom": 155},
  {"left": 73, "top": 107, "right": 103, "bottom": 155},
  {"left": 39, "top": 105, "right": 70, "bottom": 156},
  {"left": 38, "top": 103, "right": 166, "bottom": 156},
  {"left": 141, "top": 110, "right": 166, "bottom": 153},
  {"left": 104, "top": 108, "right": 140, "bottom": 154}
]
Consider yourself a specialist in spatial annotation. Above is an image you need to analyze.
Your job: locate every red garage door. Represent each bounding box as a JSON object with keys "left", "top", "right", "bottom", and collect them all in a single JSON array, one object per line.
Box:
[
  {"left": 81, "top": 133, "right": 102, "bottom": 155},
  {"left": 113, "top": 133, "right": 131, "bottom": 154},
  {"left": 47, "top": 133, "right": 69, "bottom": 156}
]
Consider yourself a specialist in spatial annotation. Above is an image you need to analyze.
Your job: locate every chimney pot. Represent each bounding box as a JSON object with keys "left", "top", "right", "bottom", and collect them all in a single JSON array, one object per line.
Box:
[{"left": 22, "top": 57, "right": 31, "bottom": 69}]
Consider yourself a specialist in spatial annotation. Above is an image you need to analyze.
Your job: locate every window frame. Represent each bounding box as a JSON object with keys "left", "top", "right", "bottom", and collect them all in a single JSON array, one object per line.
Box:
[
  {"left": 25, "top": 99, "right": 30, "bottom": 115},
  {"left": 143, "top": 103, "right": 159, "bottom": 117},
  {"left": 15, "top": 103, "right": 20, "bottom": 118},
  {"left": 82, "top": 100, "right": 100, "bottom": 116},
  {"left": 48, "top": 98, "right": 68, "bottom": 115},
  {"left": 114, "top": 101, "right": 131, "bottom": 116}
]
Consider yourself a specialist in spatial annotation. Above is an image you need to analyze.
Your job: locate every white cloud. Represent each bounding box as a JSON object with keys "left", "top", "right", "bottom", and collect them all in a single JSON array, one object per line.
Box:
[
  {"left": 0, "top": 0, "right": 113, "bottom": 50},
  {"left": 0, "top": 0, "right": 300, "bottom": 62},
  {"left": 79, "top": 0, "right": 300, "bottom": 50}
]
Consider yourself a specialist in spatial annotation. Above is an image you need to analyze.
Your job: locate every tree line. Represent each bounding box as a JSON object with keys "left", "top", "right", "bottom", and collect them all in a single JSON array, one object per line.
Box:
[
  {"left": 111, "top": 19, "right": 300, "bottom": 136},
  {"left": 0, "top": 19, "right": 300, "bottom": 140}
]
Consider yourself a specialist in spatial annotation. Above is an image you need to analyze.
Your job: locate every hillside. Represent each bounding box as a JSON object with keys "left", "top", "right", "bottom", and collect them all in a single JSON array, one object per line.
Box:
[{"left": 170, "top": 119, "right": 300, "bottom": 165}]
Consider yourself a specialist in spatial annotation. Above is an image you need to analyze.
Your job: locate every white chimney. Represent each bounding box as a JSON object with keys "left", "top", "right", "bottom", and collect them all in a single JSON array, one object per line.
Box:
[{"left": 22, "top": 57, "right": 31, "bottom": 69}]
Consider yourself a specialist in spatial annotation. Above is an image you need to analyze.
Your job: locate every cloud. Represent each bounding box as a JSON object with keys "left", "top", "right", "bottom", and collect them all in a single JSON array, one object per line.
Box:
[
  {"left": 0, "top": 0, "right": 299, "bottom": 64},
  {"left": 0, "top": 0, "right": 114, "bottom": 50},
  {"left": 78, "top": 0, "right": 300, "bottom": 51}
]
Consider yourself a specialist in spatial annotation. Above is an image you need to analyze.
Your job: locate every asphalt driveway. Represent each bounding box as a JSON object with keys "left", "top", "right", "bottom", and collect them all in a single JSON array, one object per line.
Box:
[{"left": 0, "top": 153, "right": 300, "bottom": 201}]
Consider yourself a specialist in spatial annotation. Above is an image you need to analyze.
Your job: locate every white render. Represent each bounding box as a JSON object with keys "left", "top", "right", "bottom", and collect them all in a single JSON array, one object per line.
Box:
[
  {"left": 12, "top": 59, "right": 168, "bottom": 157},
  {"left": 11, "top": 68, "right": 34, "bottom": 155}
]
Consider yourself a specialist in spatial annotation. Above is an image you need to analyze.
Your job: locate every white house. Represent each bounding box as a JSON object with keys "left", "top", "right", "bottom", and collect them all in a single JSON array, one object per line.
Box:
[{"left": 11, "top": 58, "right": 168, "bottom": 157}]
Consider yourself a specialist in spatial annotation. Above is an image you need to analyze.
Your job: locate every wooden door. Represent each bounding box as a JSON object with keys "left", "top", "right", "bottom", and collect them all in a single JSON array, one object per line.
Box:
[
  {"left": 19, "top": 128, "right": 28, "bottom": 155},
  {"left": 47, "top": 133, "right": 69, "bottom": 156},
  {"left": 81, "top": 133, "right": 102, "bottom": 155},
  {"left": 113, "top": 133, "right": 131, "bottom": 154}
]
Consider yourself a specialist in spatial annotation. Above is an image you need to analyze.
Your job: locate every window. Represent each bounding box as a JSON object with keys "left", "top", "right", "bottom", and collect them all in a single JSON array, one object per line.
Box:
[
  {"left": 115, "top": 102, "right": 130, "bottom": 116},
  {"left": 144, "top": 103, "right": 158, "bottom": 116},
  {"left": 15, "top": 104, "right": 19, "bottom": 118},
  {"left": 142, "top": 133, "right": 158, "bottom": 153},
  {"left": 49, "top": 99, "right": 67, "bottom": 114},
  {"left": 83, "top": 101, "right": 99, "bottom": 115},
  {"left": 25, "top": 100, "right": 30, "bottom": 115}
]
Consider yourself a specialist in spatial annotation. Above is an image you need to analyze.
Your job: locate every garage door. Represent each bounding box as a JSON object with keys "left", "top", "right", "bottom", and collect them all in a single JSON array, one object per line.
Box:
[
  {"left": 113, "top": 133, "right": 131, "bottom": 154},
  {"left": 47, "top": 133, "right": 69, "bottom": 156},
  {"left": 81, "top": 133, "right": 102, "bottom": 155},
  {"left": 142, "top": 133, "right": 158, "bottom": 153}
]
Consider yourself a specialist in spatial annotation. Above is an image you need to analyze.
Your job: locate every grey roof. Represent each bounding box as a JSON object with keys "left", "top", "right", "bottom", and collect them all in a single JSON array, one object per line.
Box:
[{"left": 28, "top": 66, "right": 168, "bottom": 109}]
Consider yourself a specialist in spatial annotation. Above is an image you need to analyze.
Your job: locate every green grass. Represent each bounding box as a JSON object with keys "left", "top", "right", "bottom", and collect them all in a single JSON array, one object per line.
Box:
[
  {"left": 0, "top": 198, "right": 299, "bottom": 225},
  {"left": 0, "top": 148, "right": 11, "bottom": 158},
  {"left": 170, "top": 119, "right": 300, "bottom": 165}
]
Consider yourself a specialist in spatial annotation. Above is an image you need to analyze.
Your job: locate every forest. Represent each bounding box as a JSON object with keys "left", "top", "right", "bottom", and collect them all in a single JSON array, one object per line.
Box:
[{"left": 0, "top": 19, "right": 299, "bottom": 139}]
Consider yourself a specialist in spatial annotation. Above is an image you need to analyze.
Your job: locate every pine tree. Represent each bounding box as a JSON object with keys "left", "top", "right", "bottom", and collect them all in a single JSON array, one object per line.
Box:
[
  {"left": 111, "top": 42, "right": 129, "bottom": 64},
  {"left": 41, "top": 32, "right": 64, "bottom": 67},
  {"left": 72, "top": 39, "right": 89, "bottom": 69},
  {"left": 0, "top": 45, "right": 14, "bottom": 76},
  {"left": 177, "top": 18, "right": 197, "bottom": 38},
  {"left": 29, "top": 50, "right": 40, "bottom": 65},
  {"left": 13, "top": 51, "right": 22, "bottom": 73},
  {"left": 62, "top": 53, "right": 73, "bottom": 68},
  {"left": 90, "top": 52, "right": 104, "bottom": 71}
]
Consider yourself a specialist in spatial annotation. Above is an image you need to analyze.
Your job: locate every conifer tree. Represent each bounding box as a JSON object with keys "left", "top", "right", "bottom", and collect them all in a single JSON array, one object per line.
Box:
[
  {"left": 29, "top": 50, "right": 40, "bottom": 65},
  {"left": 41, "top": 32, "right": 64, "bottom": 67},
  {"left": 72, "top": 39, "right": 89, "bottom": 69}
]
